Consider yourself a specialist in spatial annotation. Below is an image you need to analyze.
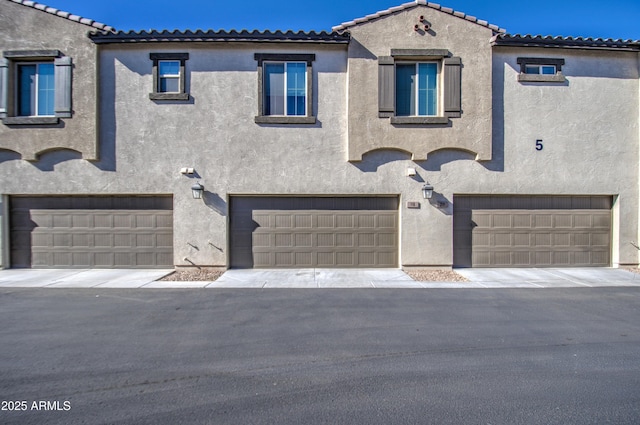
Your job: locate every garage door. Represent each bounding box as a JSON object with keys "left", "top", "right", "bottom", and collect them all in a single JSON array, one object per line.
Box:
[
  {"left": 10, "top": 196, "right": 173, "bottom": 268},
  {"left": 453, "top": 196, "right": 612, "bottom": 267},
  {"left": 230, "top": 197, "right": 398, "bottom": 268}
]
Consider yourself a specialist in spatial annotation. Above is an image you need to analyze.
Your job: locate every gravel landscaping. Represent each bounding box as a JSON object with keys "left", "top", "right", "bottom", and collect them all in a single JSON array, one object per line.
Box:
[
  {"left": 404, "top": 269, "right": 469, "bottom": 282},
  {"left": 159, "top": 268, "right": 225, "bottom": 281}
]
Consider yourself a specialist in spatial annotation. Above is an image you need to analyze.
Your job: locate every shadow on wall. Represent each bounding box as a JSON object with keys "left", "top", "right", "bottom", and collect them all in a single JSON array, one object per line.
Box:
[
  {"left": 0, "top": 145, "right": 117, "bottom": 172},
  {"left": 351, "top": 149, "right": 413, "bottom": 172},
  {"left": 203, "top": 191, "right": 227, "bottom": 216},
  {"left": 0, "top": 150, "right": 21, "bottom": 163},
  {"left": 351, "top": 145, "right": 505, "bottom": 173}
]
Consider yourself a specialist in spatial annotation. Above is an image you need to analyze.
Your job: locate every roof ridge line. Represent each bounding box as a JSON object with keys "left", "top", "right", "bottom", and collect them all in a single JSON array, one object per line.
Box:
[
  {"left": 332, "top": 0, "right": 505, "bottom": 33},
  {"left": 7, "top": 0, "right": 115, "bottom": 32}
]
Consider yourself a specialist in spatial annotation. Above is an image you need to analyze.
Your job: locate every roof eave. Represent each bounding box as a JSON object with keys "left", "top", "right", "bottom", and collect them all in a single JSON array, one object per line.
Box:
[
  {"left": 88, "top": 30, "right": 351, "bottom": 45},
  {"left": 8, "top": 0, "right": 115, "bottom": 32},
  {"left": 491, "top": 34, "right": 640, "bottom": 52}
]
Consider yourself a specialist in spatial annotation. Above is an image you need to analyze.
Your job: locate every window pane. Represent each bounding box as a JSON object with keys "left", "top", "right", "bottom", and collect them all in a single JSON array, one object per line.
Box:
[
  {"left": 541, "top": 65, "right": 556, "bottom": 75},
  {"left": 37, "top": 63, "right": 55, "bottom": 116},
  {"left": 286, "top": 63, "right": 306, "bottom": 116},
  {"left": 160, "top": 77, "right": 179, "bottom": 93},
  {"left": 396, "top": 64, "right": 415, "bottom": 116},
  {"left": 418, "top": 63, "right": 437, "bottom": 116},
  {"left": 265, "top": 63, "right": 285, "bottom": 115},
  {"left": 159, "top": 61, "right": 180, "bottom": 76},
  {"left": 18, "top": 65, "right": 36, "bottom": 116},
  {"left": 525, "top": 65, "right": 540, "bottom": 74}
]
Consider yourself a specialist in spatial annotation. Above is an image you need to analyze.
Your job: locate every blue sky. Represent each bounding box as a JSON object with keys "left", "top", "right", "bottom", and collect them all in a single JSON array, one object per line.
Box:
[{"left": 36, "top": 0, "right": 640, "bottom": 40}]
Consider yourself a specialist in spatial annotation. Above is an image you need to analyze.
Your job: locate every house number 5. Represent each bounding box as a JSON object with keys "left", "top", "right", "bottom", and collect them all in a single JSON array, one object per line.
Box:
[{"left": 535, "top": 139, "right": 543, "bottom": 151}]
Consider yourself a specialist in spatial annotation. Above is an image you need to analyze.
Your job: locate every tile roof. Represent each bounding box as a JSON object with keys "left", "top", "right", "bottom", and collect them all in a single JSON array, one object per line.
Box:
[
  {"left": 332, "top": 0, "right": 505, "bottom": 33},
  {"left": 88, "top": 29, "right": 350, "bottom": 44},
  {"left": 7, "top": 0, "right": 115, "bottom": 32},
  {"left": 491, "top": 33, "right": 640, "bottom": 51}
]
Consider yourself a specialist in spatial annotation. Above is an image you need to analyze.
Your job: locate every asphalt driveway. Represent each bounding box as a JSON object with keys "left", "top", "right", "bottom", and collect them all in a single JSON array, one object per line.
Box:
[
  {"left": 0, "top": 267, "right": 639, "bottom": 288},
  {"left": 1, "top": 287, "right": 640, "bottom": 424}
]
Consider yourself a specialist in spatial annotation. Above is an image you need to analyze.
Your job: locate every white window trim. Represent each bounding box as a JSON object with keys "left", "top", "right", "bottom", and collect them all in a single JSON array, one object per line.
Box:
[
  {"left": 264, "top": 61, "right": 307, "bottom": 117},
  {"left": 16, "top": 62, "right": 55, "bottom": 117},
  {"left": 157, "top": 60, "right": 181, "bottom": 93},
  {"left": 524, "top": 64, "right": 557, "bottom": 75},
  {"left": 395, "top": 61, "right": 441, "bottom": 118}
]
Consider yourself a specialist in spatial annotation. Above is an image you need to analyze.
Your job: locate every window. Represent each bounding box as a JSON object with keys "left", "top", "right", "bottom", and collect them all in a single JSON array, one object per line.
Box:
[
  {"left": 158, "top": 60, "right": 180, "bottom": 93},
  {"left": 1, "top": 50, "right": 72, "bottom": 125},
  {"left": 378, "top": 49, "right": 461, "bottom": 125},
  {"left": 17, "top": 63, "right": 55, "bottom": 116},
  {"left": 255, "top": 53, "right": 315, "bottom": 124},
  {"left": 264, "top": 62, "right": 306, "bottom": 116},
  {"left": 517, "top": 58, "right": 565, "bottom": 83},
  {"left": 395, "top": 63, "right": 438, "bottom": 117},
  {"left": 149, "top": 53, "right": 189, "bottom": 101},
  {"left": 524, "top": 64, "right": 556, "bottom": 75}
]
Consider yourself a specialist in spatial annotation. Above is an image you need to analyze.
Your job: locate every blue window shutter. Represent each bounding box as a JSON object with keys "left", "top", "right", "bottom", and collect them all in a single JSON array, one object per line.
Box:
[
  {"left": 54, "top": 56, "right": 72, "bottom": 118},
  {"left": 0, "top": 58, "right": 8, "bottom": 118},
  {"left": 444, "top": 57, "right": 462, "bottom": 118}
]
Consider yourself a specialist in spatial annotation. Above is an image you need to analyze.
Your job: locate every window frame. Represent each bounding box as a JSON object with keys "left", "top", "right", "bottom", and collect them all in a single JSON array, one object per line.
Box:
[
  {"left": 378, "top": 49, "right": 461, "bottom": 125},
  {"left": 395, "top": 61, "right": 441, "bottom": 118},
  {"left": 1, "top": 50, "right": 72, "bottom": 126},
  {"left": 149, "top": 53, "right": 189, "bottom": 101},
  {"left": 263, "top": 61, "right": 307, "bottom": 117},
  {"left": 157, "top": 60, "right": 181, "bottom": 93},
  {"left": 16, "top": 61, "right": 56, "bottom": 117},
  {"left": 517, "top": 57, "right": 565, "bottom": 83},
  {"left": 254, "top": 53, "right": 316, "bottom": 125}
]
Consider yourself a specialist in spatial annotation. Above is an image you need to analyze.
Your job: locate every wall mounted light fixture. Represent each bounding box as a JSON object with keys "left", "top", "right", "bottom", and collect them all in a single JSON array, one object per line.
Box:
[
  {"left": 191, "top": 182, "right": 204, "bottom": 199},
  {"left": 422, "top": 183, "right": 434, "bottom": 200}
]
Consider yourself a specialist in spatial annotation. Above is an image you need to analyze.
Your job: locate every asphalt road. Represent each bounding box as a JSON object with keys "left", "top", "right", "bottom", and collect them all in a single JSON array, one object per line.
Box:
[{"left": 1, "top": 287, "right": 639, "bottom": 424}]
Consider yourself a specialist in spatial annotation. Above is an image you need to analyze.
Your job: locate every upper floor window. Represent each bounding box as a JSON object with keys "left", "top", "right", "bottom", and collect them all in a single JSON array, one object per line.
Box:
[
  {"left": 158, "top": 60, "right": 180, "bottom": 93},
  {"left": 255, "top": 53, "right": 316, "bottom": 125},
  {"left": 517, "top": 58, "right": 565, "bottom": 83},
  {"left": 378, "top": 49, "right": 461, "bottom": 125},
  {"left": 264, "top": 62, "right": 306, "bottom": 116},
  {"left": 395, "top": 62, "right": 438, "bottom": 117},
  {"left": 149, "top": 53, "right": 189, "bottom": 101},
  {"left": 17, "top": 63, "right": 55, "bottom": 117},
  {"left": 524, "top": 64, "right": 557, "bottom": 75},
  {"left": 1, "top": 50, "right": 72, "bottom": 125}
]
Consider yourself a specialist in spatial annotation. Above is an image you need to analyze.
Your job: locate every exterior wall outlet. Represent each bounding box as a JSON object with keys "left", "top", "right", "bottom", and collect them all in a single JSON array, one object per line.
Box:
[
  {"left": 180, "top": 167, "right": 195, "bottom": 174},
  {"left": 407, "top": 168, "right": 416, "bottom": 176}
]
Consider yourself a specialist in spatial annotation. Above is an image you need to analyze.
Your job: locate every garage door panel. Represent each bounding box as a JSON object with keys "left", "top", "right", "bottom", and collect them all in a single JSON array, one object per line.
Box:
[
  {"left": 10, "top": 196, "right": 173, "bottom": 268},
  {"left": 454, "top": 196, "right": 611, "bottom": 267},
  {"left": 231, "top": 197, "right": 398, "bottom": 268}
]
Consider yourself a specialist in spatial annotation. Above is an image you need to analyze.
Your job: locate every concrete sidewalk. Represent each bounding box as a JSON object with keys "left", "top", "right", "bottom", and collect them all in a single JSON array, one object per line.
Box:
[{"left": 0, "top": 267, "right": 640, "bottom": 289}]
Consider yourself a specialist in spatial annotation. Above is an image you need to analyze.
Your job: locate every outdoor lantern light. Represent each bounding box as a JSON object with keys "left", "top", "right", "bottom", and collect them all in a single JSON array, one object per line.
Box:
[
  {"left": 191, "top": 182, "right": 204, "bottom": 199},
  {"left": 422, "top": 183, "right": 434, "bottom": 200}
]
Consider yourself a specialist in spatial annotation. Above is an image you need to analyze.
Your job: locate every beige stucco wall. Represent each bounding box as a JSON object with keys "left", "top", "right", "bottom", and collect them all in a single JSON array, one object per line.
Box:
[
  {"left": 404, "top": 47, "right": 640, "bottom": 267},
  {"left": 0, "top": 1, "right": 98, "bottom": 160},
  {"left": 345, "top": 5, "right": 495, "bottom": 161},
  {"left": 0, "top": 3, "right": 638, "bottom": 269},
  {"left": 95, "top": 43, "right": 444, "bottom": 267}
]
